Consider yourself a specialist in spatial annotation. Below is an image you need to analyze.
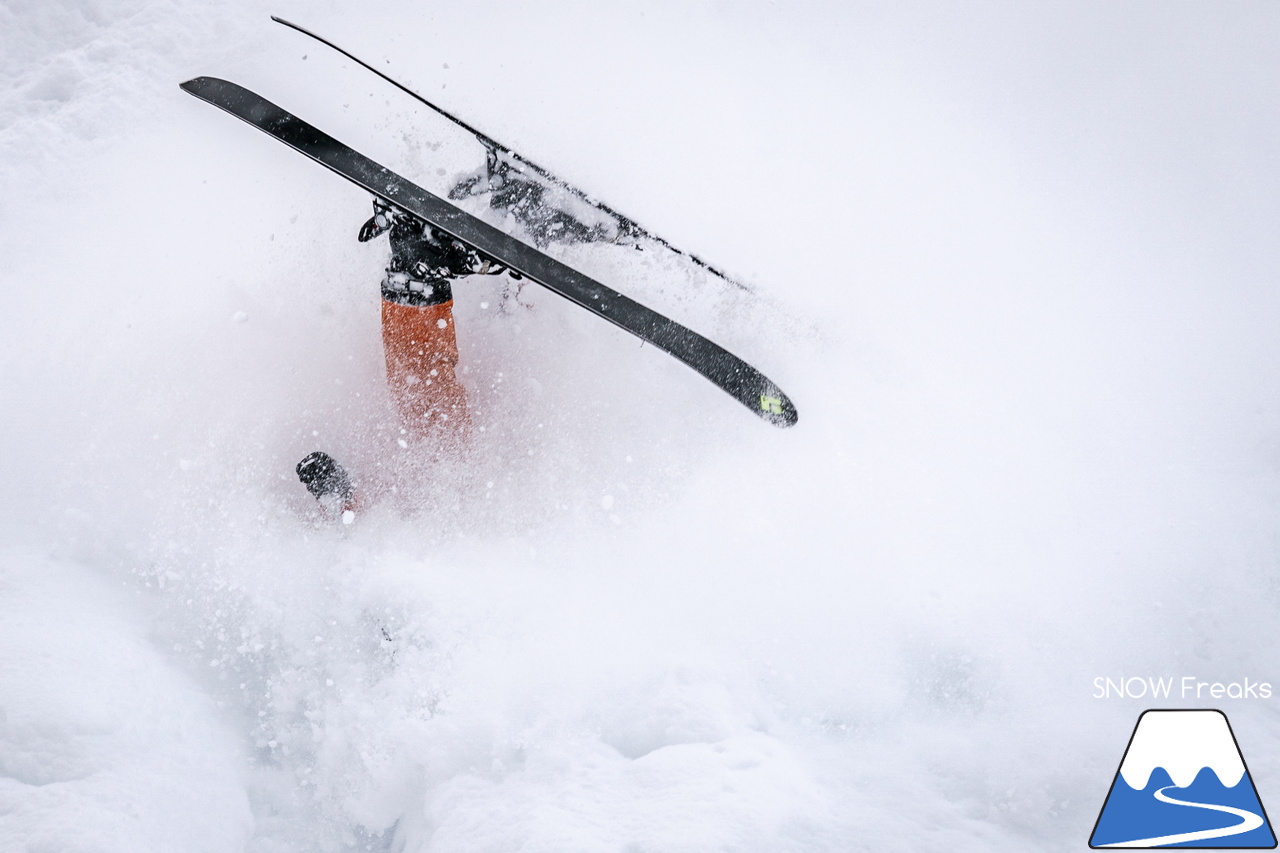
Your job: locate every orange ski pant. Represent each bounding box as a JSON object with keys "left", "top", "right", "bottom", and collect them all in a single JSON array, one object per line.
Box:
[{"left": 381, "top": 297, "right": 469, "bottom": 442}]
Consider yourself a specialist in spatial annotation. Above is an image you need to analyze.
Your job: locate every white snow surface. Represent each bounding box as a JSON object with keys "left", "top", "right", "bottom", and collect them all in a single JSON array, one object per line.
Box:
[
  {"left": 3, "top": 2, "right": 1280, "bottom": 851},
  {"left": 1119, "top": 711, "right": 1246, "bottom": 790}
]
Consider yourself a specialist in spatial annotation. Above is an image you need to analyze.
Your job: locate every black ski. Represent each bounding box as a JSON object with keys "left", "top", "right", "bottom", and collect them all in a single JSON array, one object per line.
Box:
[
  {"left": 180, "top": 77, "right": 797, "bottom": 428},
  {"left": 270, "top": 16, "right": 751, "bottom": 291}
]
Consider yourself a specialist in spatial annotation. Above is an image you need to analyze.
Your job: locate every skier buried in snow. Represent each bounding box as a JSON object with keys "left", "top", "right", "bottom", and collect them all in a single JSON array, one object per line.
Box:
[{"left": 296, "top": 198, "right": 510, "bottom": 515}]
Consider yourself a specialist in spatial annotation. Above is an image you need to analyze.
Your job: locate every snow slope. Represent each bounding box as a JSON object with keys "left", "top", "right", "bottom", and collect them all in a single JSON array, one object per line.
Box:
[{"left": 3, "top": 2, "right": 1280, "bottom": 851}]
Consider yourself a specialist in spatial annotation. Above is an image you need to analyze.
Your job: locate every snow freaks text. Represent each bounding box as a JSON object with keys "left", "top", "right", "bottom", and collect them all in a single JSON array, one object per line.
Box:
[{"left": 1093, "top": 677, "right": 1273, "bottom": 700}]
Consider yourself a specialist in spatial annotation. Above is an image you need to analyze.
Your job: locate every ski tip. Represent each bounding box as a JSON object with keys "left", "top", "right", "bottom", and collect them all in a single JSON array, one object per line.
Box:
[{"left": 756, "top": 385, "right": 798, "bottom": 428}]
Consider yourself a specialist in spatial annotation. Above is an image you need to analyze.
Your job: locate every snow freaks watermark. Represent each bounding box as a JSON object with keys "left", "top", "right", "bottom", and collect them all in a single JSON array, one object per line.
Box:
[
  {"left": 1089, "top": 710, "right": 1277, "bottom": 848},
  {"left": 1093, "top": 676, "right": 1273, "bottom": 701}
]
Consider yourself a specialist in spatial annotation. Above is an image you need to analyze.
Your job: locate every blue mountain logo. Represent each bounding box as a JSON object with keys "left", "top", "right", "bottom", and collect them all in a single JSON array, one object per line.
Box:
[{"left": 1091, "top": 709, "right": 1276, "bottom": 848}]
